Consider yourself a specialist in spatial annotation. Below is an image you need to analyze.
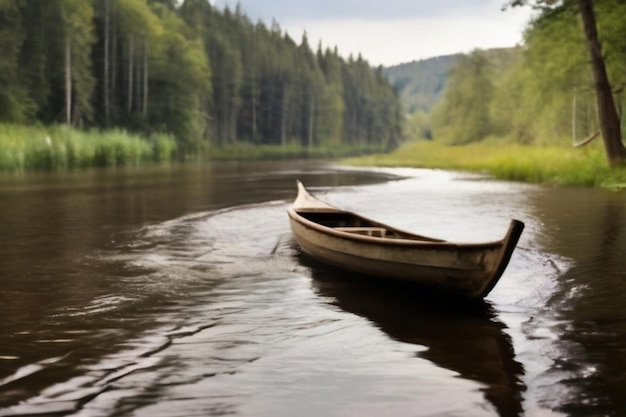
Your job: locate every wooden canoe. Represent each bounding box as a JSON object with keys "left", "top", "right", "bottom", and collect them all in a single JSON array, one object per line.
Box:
[{"left": 287, "top": 181, "right": 524, "bottom": 299}]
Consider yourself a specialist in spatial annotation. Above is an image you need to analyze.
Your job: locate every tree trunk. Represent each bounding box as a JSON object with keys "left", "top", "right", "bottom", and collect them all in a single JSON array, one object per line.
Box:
[
  {"left": 251, "top": 75, "right": 257, "bottom": 142},
  {"left": 578, "top": 0, "right": 626, "bottom": 166},
  {"left": 104, "top": 0, "right": 110, "bottom": 126},
  {"left": 65, "top": 37, "right": 72, "bottom": 125},
  {"left": 143, "top": 39, "right": 148, "bottom": 117},
  {"left": 135, "top": 40, "right": 142, "bottom": 113},
  {"left": 280, "top": 87, "right": 287, "bottom": 146},
  {"left": 572, "top": 93, "right": 577, "bottom": 144},
  {"left": 127, "top": 35, "right": 134, "bottom": 112},
  {"left": 250, "top": 41, "right": 258, "bottom": 143},
  {"left": 308, "top": 94, "right": 315, "bottom": 148},
  {"left": 111, "top": 14, "right": 117, "bottom": 122}
]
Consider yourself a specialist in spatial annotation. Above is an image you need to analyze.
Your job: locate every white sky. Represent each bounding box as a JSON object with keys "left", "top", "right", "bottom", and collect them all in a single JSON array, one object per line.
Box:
[{"left": 211, "top": 0, "right": 534, "bottom": 66}]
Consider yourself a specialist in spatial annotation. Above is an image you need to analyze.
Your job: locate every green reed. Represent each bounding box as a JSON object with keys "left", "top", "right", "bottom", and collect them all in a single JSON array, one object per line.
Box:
[{"left": 0, "top": 124, "right": 177, "bottom": 171}]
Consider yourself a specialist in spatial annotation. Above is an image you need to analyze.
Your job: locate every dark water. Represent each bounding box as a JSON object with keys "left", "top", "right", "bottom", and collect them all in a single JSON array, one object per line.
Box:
[{"left": 0, "top": 161, "right": 624, "bottom": 416}]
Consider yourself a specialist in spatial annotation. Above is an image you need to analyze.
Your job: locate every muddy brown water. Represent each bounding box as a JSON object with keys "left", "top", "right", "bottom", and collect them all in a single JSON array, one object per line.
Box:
[{"left": 0, "top": 160, "right": 624, "bottom": 416}]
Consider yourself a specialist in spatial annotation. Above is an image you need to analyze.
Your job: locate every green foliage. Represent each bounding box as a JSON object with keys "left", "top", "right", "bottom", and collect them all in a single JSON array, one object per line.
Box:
[
  {"left": 0, "top": 1, "right": 32, "bottom": 123},
  {"left": 431, "top": 50, "right": 495, "bottom": 144},
  {"left": 152, "top": 133, "right": 177, "bottom": 162},
  {"left": 149, "top": 7, "right": 211, "bottom": 154},
  {"left": 62, "top": 0, "right": 97, "bottom": 124},
  {"left": 512, "top": 7, "right": 589, "bottom": 142},
  {"left": 0, "top": 0, "right": 405, "bottom": 170},
  {"left": 404, "top": 111, "right": 431, "bottom": 140},
  {"left": 422, "top": 1, "right": 626, "bottom": 157}
]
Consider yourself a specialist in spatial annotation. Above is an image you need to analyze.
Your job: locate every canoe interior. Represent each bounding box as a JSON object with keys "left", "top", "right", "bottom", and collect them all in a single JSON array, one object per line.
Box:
[{"left": 296, "top": 209, "right": 443, "bottom": 242}]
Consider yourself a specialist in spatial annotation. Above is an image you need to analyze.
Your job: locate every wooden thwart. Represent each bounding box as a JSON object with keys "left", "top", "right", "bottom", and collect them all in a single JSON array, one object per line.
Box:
[{"left": 335, "top": 227, "right": 387, "bottom": 238}]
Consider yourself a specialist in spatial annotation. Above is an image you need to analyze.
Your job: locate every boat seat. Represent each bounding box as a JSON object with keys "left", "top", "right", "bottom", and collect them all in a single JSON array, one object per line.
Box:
[{"left": 334, "top": 227, "right": 387, "bottom": 238}]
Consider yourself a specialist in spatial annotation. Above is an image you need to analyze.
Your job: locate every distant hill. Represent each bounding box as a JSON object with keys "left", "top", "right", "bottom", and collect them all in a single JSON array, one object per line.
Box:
[
  {"left": 383, "top": 54, "right": 460, "bottom": 114},
  {"left": 384, "top": 48, "right": 519, "bottom": 115}
]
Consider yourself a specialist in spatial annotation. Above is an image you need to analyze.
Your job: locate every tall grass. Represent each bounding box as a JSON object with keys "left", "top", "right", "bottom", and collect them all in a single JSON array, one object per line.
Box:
[
  {"left": 0, "top": 124, "right": 177, "bottom": 171},
  {"left": 344, "top": 140, "right": 626, "bottom": 189},
  {"left": 0, "top": 123, "right": 386, "bottom": 171}
]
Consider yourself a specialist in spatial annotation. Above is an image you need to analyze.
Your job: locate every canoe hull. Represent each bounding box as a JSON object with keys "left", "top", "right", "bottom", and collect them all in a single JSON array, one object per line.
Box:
[{"left": 287, "top": 182, "right": 524, "bottom": 299}]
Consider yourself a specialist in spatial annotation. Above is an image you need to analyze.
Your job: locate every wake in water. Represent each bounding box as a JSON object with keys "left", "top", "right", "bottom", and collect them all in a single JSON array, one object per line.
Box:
[{"left": 0, "top": 201, "right": 306, "bottom": 416}]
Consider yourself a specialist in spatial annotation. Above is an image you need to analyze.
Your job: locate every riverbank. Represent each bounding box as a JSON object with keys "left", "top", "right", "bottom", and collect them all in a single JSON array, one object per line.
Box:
[
  {"left": 206, "top": 143, "right": 385, "bottom": 160},
  {"left": 343, "top": 140, "right": 626, "bottom": 189},
  {"left": 5, "top": 124, "right": 625, "bottom": 190}
]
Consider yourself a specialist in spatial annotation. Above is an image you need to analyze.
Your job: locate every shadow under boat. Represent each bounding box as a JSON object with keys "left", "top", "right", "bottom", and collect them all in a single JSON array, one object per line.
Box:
[{"left": 304, "top": 256, "right": 526, "bottom": 417}]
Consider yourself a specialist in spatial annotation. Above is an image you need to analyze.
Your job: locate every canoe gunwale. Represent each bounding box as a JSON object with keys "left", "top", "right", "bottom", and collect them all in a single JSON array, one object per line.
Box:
[{"left": 288, "top": 207, "right": 511, "bottom": 249}]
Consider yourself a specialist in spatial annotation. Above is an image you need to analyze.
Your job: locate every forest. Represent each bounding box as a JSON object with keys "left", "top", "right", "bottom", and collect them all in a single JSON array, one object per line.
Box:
[
  {"left": 424, "top": 0, "right": 626, "bottom": 154},
  {"left": 0, "top": 0, "right": 404, "bottom": 168}
]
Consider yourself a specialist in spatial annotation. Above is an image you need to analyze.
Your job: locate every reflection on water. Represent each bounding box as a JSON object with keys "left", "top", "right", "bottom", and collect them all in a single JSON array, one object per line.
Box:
[
  {"left": 309, "top": 261, "right": 525, "bottom": 417},
  {"left": 0, "top": 162, "right": 625, "bottom": 416}
]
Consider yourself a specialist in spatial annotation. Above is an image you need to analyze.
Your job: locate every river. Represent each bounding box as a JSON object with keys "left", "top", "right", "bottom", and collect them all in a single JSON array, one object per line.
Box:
[{"left": 0, "top": 160, "right": 624, "bottom": 416}]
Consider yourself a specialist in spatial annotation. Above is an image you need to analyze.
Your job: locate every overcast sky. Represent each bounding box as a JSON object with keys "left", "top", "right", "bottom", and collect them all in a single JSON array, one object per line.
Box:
[{"left": 210, "top": 0, "right": 534, "bottom": 66}]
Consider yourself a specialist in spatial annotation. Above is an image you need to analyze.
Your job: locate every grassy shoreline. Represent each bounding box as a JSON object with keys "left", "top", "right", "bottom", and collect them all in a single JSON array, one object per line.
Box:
[
  {"left": 4, "top": 123, "right": 625, "bottom": 190},
  {"left": 0, "top": 123, "right": 385, "bottom": 172},
  {"left": 343, "top": 140, "right": 626, "bottom": 190}
]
